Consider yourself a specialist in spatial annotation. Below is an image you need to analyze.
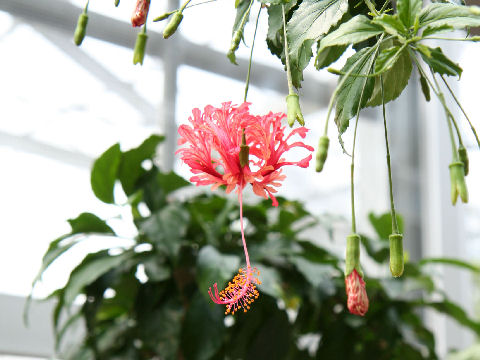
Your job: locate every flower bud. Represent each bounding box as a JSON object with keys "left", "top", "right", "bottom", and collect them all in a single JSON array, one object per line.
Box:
[
  {"left": 163, "top": 11, "right": 184, "bottom": 39},
  {"left": 153, "top": 12, "right": 172, "bottom": 22},
  {"left": 345, "top": 233, "right": 363, "bottom": 277},
  {"left": 131, "top": 0, "right": 150, "bottom": 27},
  {"left": 286, "top": 94, "right": 305, "bottom": 127},
  {"left": 115, "top": 0, "right": 120, "bottom": 7},
  {"left": 458, "top": 145, "right": 469, "bottom": 176},
  {"left": 315, "top": 136, "right": 329, "bottom": 172},
  {"left": 345, "top": 269, "right": 369, "bottom": 316},
  {"left": 74, "top": 13, "right": 88, "bottom": 46},
  {"left": 227, "top": 30, "right": 242, "bottom": 65},
  {"left": 449, "top": 162, "right": 468, "bottom": 205},
  {"left": 133, "top": 32, "right": 148, "bottom": 65},
  {"left": 389, "top": 233, "right": 404, "bottom": 277}
]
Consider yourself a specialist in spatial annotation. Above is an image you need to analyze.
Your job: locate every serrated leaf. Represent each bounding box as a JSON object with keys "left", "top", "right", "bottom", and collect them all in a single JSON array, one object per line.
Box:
[
  {"left": 90, "top": 143, "right": 121, "bottom": 203},
  {"left": 334, "top": 46, "right": 377, "bottom": 134},
  {"left": 419, "top": 72, "right": 431, "bottom": 101},
  {"left": 397, "top": 0, "right": 422, "bottom": 29},
  {"left": 367, "top": 43, "right": 412, "bottom": 107},
  {"left": 287, "top": 0, "right": 349, "bottom": 87},
  {"left": 118, "top": 134, "right": 164, "bottom": 196},
  {"left": 421, "top": 24, "right": 454, "bottom": 37},
  {"left": 266, "top": 1, "right": 298, "bottom": 59},
  {"left": 372, "top": 14, "right": 408, "bottom": 37},
  {"left": 315, "top": 44, "right": 348, "bottom": 69},
  {"left": 418, "top": 46, "right": 462, "bottom": 77},
  {"left": 419, "top": 4, "right": 480, "bottom": 30},
  {"left": 317, "top": 15, "right": 383, "bottom": 54}
]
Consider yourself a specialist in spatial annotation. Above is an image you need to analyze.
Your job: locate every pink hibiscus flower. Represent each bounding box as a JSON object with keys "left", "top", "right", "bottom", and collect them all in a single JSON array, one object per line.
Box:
[{"left": 177, "top": 102, "right": 313, "bottom": 314}]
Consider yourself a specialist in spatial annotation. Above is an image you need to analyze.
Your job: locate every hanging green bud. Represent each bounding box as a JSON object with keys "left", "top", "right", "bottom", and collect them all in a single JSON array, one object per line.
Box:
[
  {"left": 74, "top": 12, "right": 88, "bottom": 46},
  {"left": 133, "top": 30, "right": 148, "bottom": 65},
  {"left": 345, "top": 233, "right": 363, "bottom": 278},
  {"left": 316, "top": 136, "right": 330, "bottom": 172},
  {"left": 115, "top": 0, "right": 120, "bottom": 6},
  {"left": 153, "top": 12, "right": 172, "bottom": 22},
  {"left": 286, "top": 94, "right": 305, "bottom": 127},
  {"left": 389, "top": 233, "right": 404, "bottom": 277},
  {"left": 458, "top": 145, "right": 469, "bottom": 176},
  {"left": 449, "top": 162, "right": 468, "bottom": 205},
  {"left": 239, "top": 129, "right": 249, "bottom": 167},
  {"left": 163, "top": 11, "right": 183, "bottom": 39},
  {"left": 227, "top": 30, "right": 242, "bottom": 65}
]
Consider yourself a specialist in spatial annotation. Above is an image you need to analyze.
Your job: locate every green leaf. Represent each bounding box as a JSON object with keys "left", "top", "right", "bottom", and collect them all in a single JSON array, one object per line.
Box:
[
  {"left": 397, "top": 0, "right": 422, "bottom": 29},
  {"left": 227, "top": 0, "right": 251, "bottom": 64},
  {"left": 266, "top": 1, "right": 298, "bottom": 59},
  {"left": 419, "top": 4, "right": 480, "bottom": 30},
  {"left": 256, "top": 264, "right": 284, "bottom": 298},
  {"left": 418, "top": 46, "right": 462, "bottom": 77},
  {"left": 90, "top": 143, "right": 121, "bottom": 203},
  {"left": 118, "top": 134, "right": 164, "bottom": 196},
  {"left": 140, "top": 203, "right": 190, "bottom": 257},
  {"left": 287, "top": 0, "right": 349, "bottom": 87},
  {"left": 315, "top": 44, "right": 348, "bottom": 69},
  {"left": 419, "top": 71, "right": 431, "bottom": 101},
  {"left": 143, "top": 256, "right": 172, "bottom": 282},
  {"left": 196, "top": 245, "right": 240, "bottom": 297},
  {"left": 63, "top": 250, "right": 132, "bottom": 307},
  {"left": 317, "top": 15, "right": 383, "bottom": 55},
  {"left": 360, "top": 235, "right": 390, "bottom": 263},
  {"left": 290, "top": 256, "right": 338, "bottom": 294},
  {"left": 367, "top": 43, "right": 412, "bottom": 107},
  {"left": 181, "top": 293, "right": 224, "bottom": 360},
  {"left": 372, "top": 14, "right": 408, "bottom": 37},
  {"left": 368, "top": 212, "right": 404, "bottom": 239},
  {"left": 419, "top": 257, "right": 480, "bottom": 273},
  {"left": 421, "top": 24, "right": 453, "bottom": 37},
  {"left": 156, "top": 171, "right": 191, "bottom": 194},
  {"left": 334, "top": 46, "right": 377, "bottom": 134}
]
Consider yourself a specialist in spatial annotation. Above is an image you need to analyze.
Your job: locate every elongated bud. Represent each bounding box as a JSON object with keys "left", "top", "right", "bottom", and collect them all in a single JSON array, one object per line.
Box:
[
  {"left": 458, "top": 145, "right": 469, "bottom": 176},
  {"left": 153, "top": 12, "right": 172, "bottom": 22},
  {"left": 345, "top": 234, "right": 363, "bottom": 277},
  {"left": 115, "top": 0, "right": 120, "bottom": 7},
  {"left": 286, "top": 94, "right": 305, "bottom": 127},
  {"left": 131, "top": 0, "right": 150, "bottom": 27},
  {"left": 74, "top": 13, "right": 88, "bottom": 46},
  {"left": 163, "top": 11, "right": 184, "bottom": 39},
  {"left": 316, "top": 136, "right": 329, "bottom": 172},
  {"left": 345, "top": 269, "right": 369, "bottom": 316},
  {"left": 227, "top": 30, "right": 242, "bottom": 65},
  {"left": 449, "top": 162, "right": 468, "bottom": 205},
  {"left": 239, "top": 129, "right": 249, "bottom": 167},
  {"left": 389, "top": 233, "right": 404, "bottom": 277},
  {"left": 133, "top": 31, "right": 148, "bottom": 65}
]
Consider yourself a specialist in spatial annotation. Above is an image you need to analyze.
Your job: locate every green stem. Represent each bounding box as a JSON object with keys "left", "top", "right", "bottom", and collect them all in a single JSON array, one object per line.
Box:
[
  {"left": 179, "top": 0, "right": 194, "bottom": 12},
  {"left": 244, "top": 7, "right": 261, "bottom": 102},
  {"left": 185, "top": 0, "right": 218, "bottom": 10},
  {"left": 423, "top": 36, "right": 480, "bottom": 42},
  {"left": 364, "top": 0, "right": 379, "bottom": 16},
  {"left": 282, "top": 4, "right": 295, "bottom": 95},
  {"left": 440, "top": 74, "right": 480, "bottom": 150},
  {"left": 381, "top": 76, "right": 399, "bottom": 234},
  {"left": 84, "top": 0, "right": 90, "bottom": 12},
  {"left": 379, "top": 0, "right": 391, "bottom": 14}
]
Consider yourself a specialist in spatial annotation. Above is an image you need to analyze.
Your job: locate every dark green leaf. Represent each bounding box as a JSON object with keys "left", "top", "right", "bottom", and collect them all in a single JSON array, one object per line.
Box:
[
  {"left": 372, "top": 14, "right": 408, "bottom": 37},
  {"left": 397, "top": 0, "right": 422, "bottom": 29},
  {"left": 419, "top": 3, "right": 480, "bottom": 30},
  {"left": 143, "top": 256, "right": 172, "bottom": 282},
  {"left": 266, "top": 1, "right": 298, "bottom": 59},
  {"left": 419, "top": 71, "right": 431, "bottom": 101},
  {"left": 368, "top": 212, "right": 404, "bottom": 239},
  {"left": 360, "top": 235, "right": 390, "bottom": 263},
  {"left": 418, "top": 45, "right": 463, "bottom": 77},
  {"left": 118, "top": 134, "right": 164, "bottom": 196},
  {"left": 90, "top": 143, "right": 121, "bottom": 203},
  {"left": 157, "top": 171, "right": 190, "bottom": 194},
  {"left": 334, "top": 46, "right": 377, "bottom": 134},
  {"left": 315, "top": 44, "right": 348, "bottom": 69},
  {"left": 419, "top": 257, "right": 480, "bottom": 272},
  {"left": 367, "top": 43, "right": 412, "bottom": 107},
  {"left": 256, "top": 264, "right": 284, "bottom": 298},
  {"left": 290, "top": 256, "right": 338, "bottom": 294},
  {"left": 181, "top": 293, "right": 224, "bottom": 360},
  {"left": 196, "top": 245, "right": 240, "bottom": 298},
  {"left": 287, "top": 0, "right": 349, "bottom": 87}
]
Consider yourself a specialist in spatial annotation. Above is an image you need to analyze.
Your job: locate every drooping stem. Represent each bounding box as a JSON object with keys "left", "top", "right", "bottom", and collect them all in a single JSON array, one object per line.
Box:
[
  {"left": 244, "top": 7, "right": 262, "bottom": 102},
  {"left": 440, "top": 74, "right": 480, "bottom": 150},
  {"left": 381, "top": 76, "right": 399, "bottom": 234},
  {"left": 84, "top": 0, "right": 90, "bottom": 12},
  {"left": 282, "top": 4, "right": 295, "bottom": 95},
  {"left": 238, "top": 189, "right": 251, "bottom": 268},
  {"left": 179, "top": 0, "right": 193, "bottom": 12}
]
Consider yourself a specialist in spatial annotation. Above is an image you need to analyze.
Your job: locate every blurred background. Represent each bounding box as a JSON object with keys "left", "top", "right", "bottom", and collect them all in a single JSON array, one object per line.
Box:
[{"left": 0, "top": 0, "right": 479, "bottom": 358}]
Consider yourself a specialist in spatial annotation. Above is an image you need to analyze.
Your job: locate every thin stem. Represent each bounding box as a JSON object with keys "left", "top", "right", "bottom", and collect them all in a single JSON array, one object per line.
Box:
[
  {"left": 238, "top": 190, "right": 251, "bottom": 268},
  {"left": 381, "top": 76, "right": 399, "bottom": 234},
  {"left": 84, "top": 0, "right": 90, "bottom": 12},
  {"left": 244, "top": 7, "right": 262, "bottom": 102},
  {"left": 440, "top": 74, "right": 480, "bottom": 149},
  {"left": 282, "top": 4, "right": 295, "bottom": 95},
  {"left": 179, "top": 0, "right": 194, "bottom": 12},
  {"left": 363, "top": 0, "right": 379, "bottom": 16},
  {"left": 379, "top": 0, "right": 391, "bottom": 14},
  {"left": 185, "top": 0, "right": 218, "bottom": 10},
  {"left": 423, "top": 36, "right": 480, "bottom": 42}
]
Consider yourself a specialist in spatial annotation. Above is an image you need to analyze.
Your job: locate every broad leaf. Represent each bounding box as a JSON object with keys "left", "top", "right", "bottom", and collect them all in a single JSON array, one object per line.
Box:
[
  {"left": 256, "top": 264, "right": 284, "bottom": 298},
  {"left": 91, "top": 143, "right": 121, "bottom": 204},
  {"left": 266, "top": 1, "right": 298, "bottom": 59},
  {"left": 118, "top": 134, "right": 164, "bottom": 196},
  {"left": 227, "top": 0, "right": 251, "bottom": 64},
  {"left": 315, "top": 44, "right": 348, "bottom": 69},
  {"left": 317, "top": 15, "right": 383, "bottom": 54},
  {"left": 422, "top": 24, "right": 454, "bottom": 37},
  {"left": 290, "top": 256, "right": 337, "bottom": 295},
  {"left": 418, "top": 46, "right": 462, "bottom": 77},
  {"left": 372, "top": 14, "right": 408, "bottom": 37},
  {"left": 397, "top": 0, "right": 422, "bottom": 29},
  {"left": 156, "top": 171, "right": 191, "bottom": 194},
  {"left": 419, "top": 257, "right": 480, "bottom": 272},
  {"left": 368, "top": 212, "right": 405, "bottom": 240},
  {"left": 287, "top": 0, "right": 349, "bottom": 87},
  {"left": 367, "top": 43, "right": 412, "bottom": 107},
  {"left": 334, "top": 46, "right": 377, "bottom": 134},
  {"left": 419, "top": 4, "right": 480, "bottom": 30}
]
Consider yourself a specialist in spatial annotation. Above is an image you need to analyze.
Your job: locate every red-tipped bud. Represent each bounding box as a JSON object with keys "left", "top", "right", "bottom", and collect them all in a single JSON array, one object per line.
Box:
[
  {"left": 345, "top": 269, "right": 369, "bottom": 316},
  {"left": 131, "top": 0, "right": 150, "bottom": 27}
]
